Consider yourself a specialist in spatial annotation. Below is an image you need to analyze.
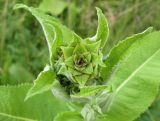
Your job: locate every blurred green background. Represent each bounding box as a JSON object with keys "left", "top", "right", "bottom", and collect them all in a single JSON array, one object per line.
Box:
[
  {"left": 0, "top": 0, "right": 160, "bottom": 120},
  {"left": 1, "top": 0, "right": 160, "bottom": 85}
]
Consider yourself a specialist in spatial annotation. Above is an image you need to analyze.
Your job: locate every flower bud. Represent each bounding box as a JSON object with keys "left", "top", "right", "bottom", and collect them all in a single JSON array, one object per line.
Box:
[{"left": 55, "top": 37, "right": 106, "bottom": 88}]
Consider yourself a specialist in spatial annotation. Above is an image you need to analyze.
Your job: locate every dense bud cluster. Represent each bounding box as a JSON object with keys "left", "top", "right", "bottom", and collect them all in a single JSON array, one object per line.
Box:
[{"left": 55, "top": 36, "right": 106, "bottom": 88}]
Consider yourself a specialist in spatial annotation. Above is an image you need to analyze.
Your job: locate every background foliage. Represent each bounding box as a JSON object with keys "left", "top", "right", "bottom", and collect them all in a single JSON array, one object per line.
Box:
[{"left": 0, "top": 0, "right": 160, "bottom": 120}]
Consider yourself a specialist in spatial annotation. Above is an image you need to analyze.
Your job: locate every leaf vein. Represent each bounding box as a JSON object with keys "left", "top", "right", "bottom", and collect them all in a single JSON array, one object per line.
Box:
[
  {"left": 116, "top": 48, "right": 160, "bottom": 93},
  {"left": 0, "top": 112, "right": 37, "bottom": 121}
]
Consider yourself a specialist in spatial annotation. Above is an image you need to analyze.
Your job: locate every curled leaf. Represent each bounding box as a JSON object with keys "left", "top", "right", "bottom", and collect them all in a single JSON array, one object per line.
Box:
[{"left": 90, "top": 7, "right": 109, "bottom": 49}]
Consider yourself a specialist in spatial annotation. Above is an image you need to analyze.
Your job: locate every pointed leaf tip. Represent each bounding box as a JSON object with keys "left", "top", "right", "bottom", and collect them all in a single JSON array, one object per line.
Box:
[
  {"left": 25, "top": 65, "right": 56, "bottom": 101},
  {"left": 13, "top": 4, "right": 29, "bottom": 10},
  {"left": 95, "top": 7, "right": 102, "bottom": 13},
  {"left": 14, "top": 4, "right": 77, "bottom": 65},
  {"left": 90, "top": 7, "right": 109, "bottom": 49}
]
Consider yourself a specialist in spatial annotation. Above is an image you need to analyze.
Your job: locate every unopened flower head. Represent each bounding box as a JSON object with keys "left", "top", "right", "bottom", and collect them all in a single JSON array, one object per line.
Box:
[{"left": 55, "top": 35, "right": 106, "bottom": 87}]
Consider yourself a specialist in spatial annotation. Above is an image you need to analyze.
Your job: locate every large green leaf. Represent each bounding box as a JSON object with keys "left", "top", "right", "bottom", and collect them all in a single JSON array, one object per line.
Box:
[
  {"left": 100, "top": 27, "right": 153, "bottom": 82},
  {"left": 25, "top": 65, "right": 56, "bottom": 100},
  {"left": 98, "top": 31, "right": 160, "bottom": 121},
  {"left": 89, "top": 7, "right": 109, "bottom": 48},
  {"left": 14, "top": 4, "right": 75, "bottom": 65},
  {"left": 0, "top": 84, "right": 68, "bottom": 121}
]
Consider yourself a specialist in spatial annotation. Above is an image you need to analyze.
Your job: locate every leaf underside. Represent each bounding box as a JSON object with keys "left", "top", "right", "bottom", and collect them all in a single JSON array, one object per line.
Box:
[{"left": 14, "top": 4, "right": 75, "bottom": 65}]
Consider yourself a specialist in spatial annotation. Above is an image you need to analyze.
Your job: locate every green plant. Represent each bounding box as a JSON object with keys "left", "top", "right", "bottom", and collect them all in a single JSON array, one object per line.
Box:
[{"left": 2, "top": 3, "right": 159, "bottom": 121}]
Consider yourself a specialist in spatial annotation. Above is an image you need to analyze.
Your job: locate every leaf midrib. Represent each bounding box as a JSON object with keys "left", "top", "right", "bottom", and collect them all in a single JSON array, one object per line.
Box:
[
  {"left": 0, "top": 112, "right": 37, "bottom": 121},
  {"left": 115, "top": 48, "right": 160, "bottom": 94}
]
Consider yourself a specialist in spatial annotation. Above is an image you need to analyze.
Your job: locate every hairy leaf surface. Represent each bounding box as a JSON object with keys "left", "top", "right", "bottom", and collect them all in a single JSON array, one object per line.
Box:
[
  {"left": 25, "top": 65, "right": 56, "bottom": 100},
  {"left": 0, "top": 84, "right": 68, "bottom": 121},
  {"left": 98, "top": 32, "right": 160, "bottom": 121},
  {"left": 101, "top": 27, "right": 153, "bottom": 82}
]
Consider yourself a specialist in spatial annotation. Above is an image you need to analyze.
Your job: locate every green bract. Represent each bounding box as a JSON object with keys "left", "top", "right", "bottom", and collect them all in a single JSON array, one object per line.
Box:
[{"left": 56, "top": 36, "right": 105, "bottom": 87}]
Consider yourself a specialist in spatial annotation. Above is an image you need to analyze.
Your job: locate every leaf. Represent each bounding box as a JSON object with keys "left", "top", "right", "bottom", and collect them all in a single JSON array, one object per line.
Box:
[
  {"left": 98, "top": 31, "right": 160, "bottom": 121},
  {"left": 135, "top": 95, "right": 160, "bottom": 121},
  {"left": 72, "top": 85, "right": 111, "bottom": 97},
  {"left": 54, "top": 111, "right": 83, "bottom": 121},
  {"left": 100, "top": 27, "right": 153, "bottom": 82},
  {"left": 25, "top": 65, "right": 56, "bottom": 100},
  {"left": 14, "top": 4, "right": 75, "bottom": 65},
  {"left": 90, "top": 7, "right": 109, "bottom": 48},
  {"left": 0, "top": 84, "right": 69, "bottom": 121},
  {"left": 39, "top": 0, "right": 67, "bottom": 15}
]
